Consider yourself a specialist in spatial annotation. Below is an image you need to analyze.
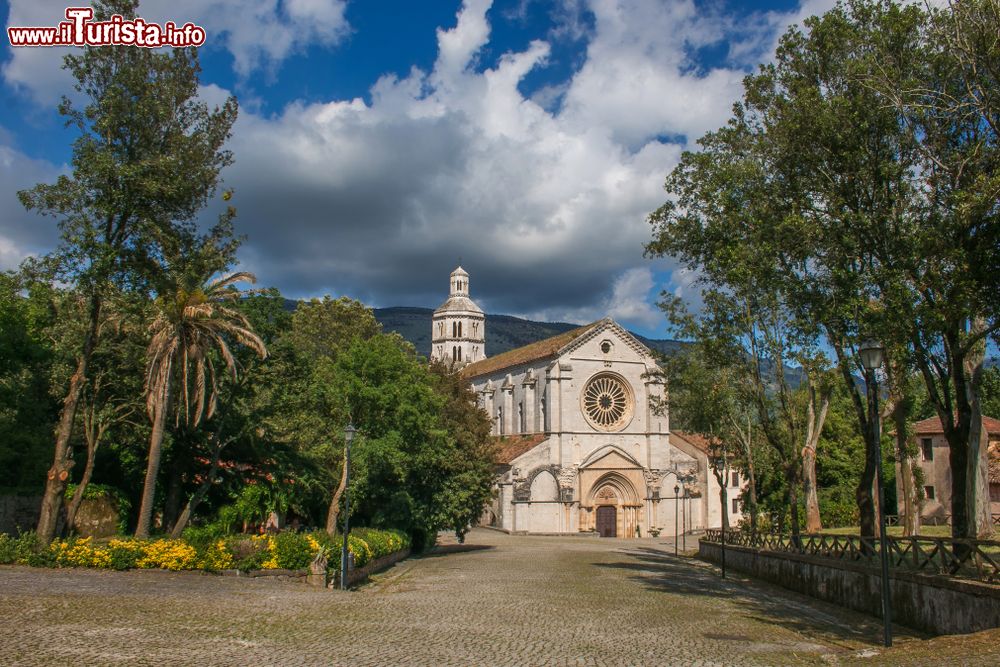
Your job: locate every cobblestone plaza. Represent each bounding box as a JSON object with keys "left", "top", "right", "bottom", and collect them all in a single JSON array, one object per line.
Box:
[{"left": 1, "top": 529, "right": 997, "bottom": 666}]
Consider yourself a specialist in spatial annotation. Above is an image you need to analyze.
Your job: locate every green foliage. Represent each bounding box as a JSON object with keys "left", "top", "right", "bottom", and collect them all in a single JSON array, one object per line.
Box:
[
  {"left": 225, "top": 536, "right": 271, "bottom": 572},
  {"left": 270, "top": 532, "right": 314, "bottom": 570},
  {"left": 106, "top": 539, "right": 144, "bottom": 571},
  {"left": 0, "top": 274, "right": 59, "bottom": 491},
  {"left": 0, "top": 531, "right": 40, "bottom": 564}
]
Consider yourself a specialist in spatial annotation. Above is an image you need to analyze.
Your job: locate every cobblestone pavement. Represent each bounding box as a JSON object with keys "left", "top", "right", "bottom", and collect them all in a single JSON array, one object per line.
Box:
[{"left": 0, "top": 529, "right": 992, "bottom": 666}]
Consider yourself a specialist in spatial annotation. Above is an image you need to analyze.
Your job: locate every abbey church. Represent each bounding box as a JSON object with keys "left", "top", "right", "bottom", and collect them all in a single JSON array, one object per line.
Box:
[{"left": 431, "top": 268, "right": 742, "bottom": 538}]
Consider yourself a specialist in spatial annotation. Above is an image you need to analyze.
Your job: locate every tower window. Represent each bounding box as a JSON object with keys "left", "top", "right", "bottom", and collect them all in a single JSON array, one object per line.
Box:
[
  {"left": 458, "top": 347, "right": 462, "bottom": 361},
  {"left": 458, "top": 321, "right": 463, "bottom": 338}
]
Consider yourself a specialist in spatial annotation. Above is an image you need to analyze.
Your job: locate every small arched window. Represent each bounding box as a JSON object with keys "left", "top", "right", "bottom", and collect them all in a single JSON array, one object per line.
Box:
[
  {"left": 458, "top": 321, "right": 463, "bottom": 338},
  {"left": 457, "top": 347, "right": 462, "bottom": 361}
]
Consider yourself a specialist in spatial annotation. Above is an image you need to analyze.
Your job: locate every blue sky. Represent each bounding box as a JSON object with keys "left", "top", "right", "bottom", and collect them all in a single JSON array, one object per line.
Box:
[{"left": 1, "top": 0, "right": 836, "bottom": 339}]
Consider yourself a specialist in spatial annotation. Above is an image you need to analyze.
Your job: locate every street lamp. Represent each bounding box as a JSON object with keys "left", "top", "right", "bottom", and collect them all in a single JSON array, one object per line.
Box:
[
  {"left": 859, "top": 338, "right": 892, "bottom": 647},
  {"left": 340, "top": 422, "right": 357, "bottom": 591},
  {"left": 674, "top": 483, "right": 680, "bottom": 556},
  {"left": 713, "top": 447, "right": 728, "bottom": 579},
  {"left": 682, "top": 487, "right": 689, "bottom": 552}
]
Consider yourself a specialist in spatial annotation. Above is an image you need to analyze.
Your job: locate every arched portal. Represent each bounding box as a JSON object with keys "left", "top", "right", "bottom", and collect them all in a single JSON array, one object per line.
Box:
[{"left": 583, "top": 472, "right": 641, "bottom": 538}]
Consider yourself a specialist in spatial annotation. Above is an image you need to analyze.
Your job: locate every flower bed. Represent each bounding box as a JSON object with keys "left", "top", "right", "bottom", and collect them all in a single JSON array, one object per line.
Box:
[{"left": 0, "top": 528, "right": 410, "bottom": 575}]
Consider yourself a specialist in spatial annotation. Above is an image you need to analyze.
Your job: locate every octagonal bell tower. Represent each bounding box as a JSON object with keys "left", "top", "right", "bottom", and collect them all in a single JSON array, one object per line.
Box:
[{"left": 431, "top": 266, "right": 485, "bottom": 367}]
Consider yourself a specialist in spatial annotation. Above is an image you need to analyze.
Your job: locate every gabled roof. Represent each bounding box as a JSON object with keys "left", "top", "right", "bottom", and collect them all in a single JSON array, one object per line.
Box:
[
  {"left": 912, "top": 416, "right": 1000, "bottom": 436},
  {"left": 493, "top": 433, "right": 548, "bottom": 464},
  {"left": 671, "top": 430, "right": 714, "bottom": 455},
  {"left": 460, "top": 320, "right": 603, "bottom": 379}
]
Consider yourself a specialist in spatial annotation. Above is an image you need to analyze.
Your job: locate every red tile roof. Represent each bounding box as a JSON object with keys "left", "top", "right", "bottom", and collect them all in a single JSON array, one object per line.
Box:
[
  {"left": 493, "top": 433, "right": 548, "bottom": 464},
  {"left": 460, "top": 321, "right": 602, "bottom": 380},
  {"left": 671, "top": 430, "right": 715, "bottom": 455},
  {"left": 912, "top": 416, "right": 1000, "bottom": 436}
]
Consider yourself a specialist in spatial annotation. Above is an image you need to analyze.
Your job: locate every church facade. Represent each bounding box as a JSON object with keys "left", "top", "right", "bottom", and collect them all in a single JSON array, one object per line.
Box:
[{"left": 432, "top": 267, "right": 742, "bottom": 538}]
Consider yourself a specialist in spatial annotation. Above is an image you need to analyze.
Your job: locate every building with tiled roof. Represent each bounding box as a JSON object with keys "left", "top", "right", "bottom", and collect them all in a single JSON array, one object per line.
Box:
[
  {"left": 452, "top": 286, "right": 737, "bottom": 536},
  {"left": 897, "top": 415, "right": 1000, "bottom": 522}
]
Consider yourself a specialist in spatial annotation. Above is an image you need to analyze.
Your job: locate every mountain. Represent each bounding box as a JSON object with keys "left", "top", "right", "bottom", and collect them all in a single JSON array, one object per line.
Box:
[{"left": 371, "top": 306, "right": 684, "bottom": 358}]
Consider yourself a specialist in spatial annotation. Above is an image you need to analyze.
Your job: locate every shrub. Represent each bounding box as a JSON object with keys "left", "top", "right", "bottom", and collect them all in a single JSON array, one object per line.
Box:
[
  {"left": 182, "top": 524, "right": 226, "bottom": 552},
  {"left": 51, "top": 537, "right": 112, "bottom": 568},
  {"left": 226, "top": 535, "right": 271, "bottom": 572},
  {"left": 199, "top": 539, "right": 233, "bottom": 571},
  {"left": 346, "top": 535, "right": 373, "bottom": 568},
  {"left": 271, "top": 532, "right": 314, "bottom": 570},
  {"left": 2, "top": 527, "right": 407, "bottom": 575},
  {"left": 353, "top": 528, "right": 409, "bottom": 557},
  {"left": 136, "top": 539, "right": 198, "bottom": 571},
  {"left": 0, "top": 533, "right": 15, "bottom": 564},
  {"left": 107, "top": 539, "right": 145, "bottom": 571},
  {"left": 1, "top": 531, "right": 45, "bottom": 565}
]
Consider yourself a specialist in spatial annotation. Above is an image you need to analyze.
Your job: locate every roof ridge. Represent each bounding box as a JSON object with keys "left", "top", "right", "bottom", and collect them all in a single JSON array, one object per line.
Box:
[{"left": 461, "top": 319, "right": 604, "bottom": 379}]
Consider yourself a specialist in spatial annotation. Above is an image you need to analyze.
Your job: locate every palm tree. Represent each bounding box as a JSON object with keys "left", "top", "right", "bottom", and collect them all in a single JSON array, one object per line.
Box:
[{"left": 134, "top": 271, "right": 267, "bottom": 538}]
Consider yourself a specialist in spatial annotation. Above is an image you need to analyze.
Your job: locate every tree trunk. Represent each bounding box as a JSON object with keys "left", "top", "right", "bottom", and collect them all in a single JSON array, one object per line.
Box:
[
  {"left": 170, "top": 452, "right": 222, "bottom": 539},
  {"left": 325, "top": 448, "right": 349, "bottom": 535},
  {"left": 715, "top": 468, "right": 729, "bottom": 531},
  {"left": 965, "top": 319, "right": 993, "bottom": 539},
  {"left": 802, "top": 445, "right": 821, "bottom": 533},
  {"left": 803, "top": 376, "right": 830, "bottom": 534},
  {"left": 36, "top": 294, "right": 102, "bottom": 543},
  {"left": 64, "top": 435, "right": 99, "bottom": 534},
  {"left": 136, "top": 380, "right": 171, "bottom": 539},
  {"left": 885, "top": 354, "right": 921, "bottom": 537},
  {"left": 161, "top": 458, "right": 185, "bottom": 534},
  {"left": 858, "top": 369, "right": 879, "bottom": 544},
  {"left": 788, "top": 463, "right": 801, "bottom": 540},
  {"left": 742, "top": 423, "right": 759, "bottom": 535}
]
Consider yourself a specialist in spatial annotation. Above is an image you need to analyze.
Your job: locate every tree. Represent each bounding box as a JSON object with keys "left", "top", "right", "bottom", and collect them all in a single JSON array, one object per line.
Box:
[
  {"left": 650, "top": 0, "right": 1000, "bottom": 545},
  {"left": 278, "top": 297, "right": 382, "bottom": 535},
  {"left": 801, "top": 364, "right": 833, "bottom": 533},
  {"left": 64, "top": 298, "right": 144, "bottom": 531},
  {"left": 17, "top": 0, "right": 238, "bottom": 542},
  {"left": 428, "top": 362, "right": 497, "bottom": 540},
  {"left": 136, "top": 261, "right": 266, "bottom": 538},
  {"left": 659, "top": 337, "right": 759, "bottom": 533}
]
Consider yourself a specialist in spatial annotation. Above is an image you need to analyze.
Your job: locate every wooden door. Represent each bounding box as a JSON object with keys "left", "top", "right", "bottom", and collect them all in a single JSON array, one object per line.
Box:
[{"left": 596, "top": 505, "right": 617, "bottom": 538}]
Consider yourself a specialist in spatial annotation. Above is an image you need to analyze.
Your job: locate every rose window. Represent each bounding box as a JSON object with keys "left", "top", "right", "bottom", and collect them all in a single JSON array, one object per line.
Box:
[{"left": 582, "top": 373, "right": 633, "bottom": 431}]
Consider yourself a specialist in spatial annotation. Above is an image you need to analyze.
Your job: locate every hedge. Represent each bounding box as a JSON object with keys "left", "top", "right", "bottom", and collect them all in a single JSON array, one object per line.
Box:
[{"left": 0, "top": 528, "right": 410, "bottom": 574}]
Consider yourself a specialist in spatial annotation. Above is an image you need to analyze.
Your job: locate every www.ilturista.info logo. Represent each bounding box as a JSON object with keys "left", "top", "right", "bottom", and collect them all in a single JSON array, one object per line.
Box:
[{"left": 8, "top": 7, "right": 206, "bottom": 48}]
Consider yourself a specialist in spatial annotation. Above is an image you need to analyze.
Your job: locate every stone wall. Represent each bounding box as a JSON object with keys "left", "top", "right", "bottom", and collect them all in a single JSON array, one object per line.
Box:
[
  {"left": 0, "top": 495, "right": 42, "bottom": 534},
  {"left": 0, "top": 495, "right": 120, "bottom": 537},
  {"left": 699, "top": 540, "right": 1000, "bottom": 636}
]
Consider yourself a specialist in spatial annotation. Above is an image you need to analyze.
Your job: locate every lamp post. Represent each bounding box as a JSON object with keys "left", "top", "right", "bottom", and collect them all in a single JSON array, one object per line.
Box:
[
  {"left": 718, "top": 446, "right": 727, "bottom": 579},
  {"left": 859, "top": 338, "right": 892, "bottom": 647},
  {"left": 674, "top": 483, "right": 680, "bottom": 556},
  {"left": 682, "top": 487, "right": 688, "bottom": 552},
  {"left": 340, "top": 422, "right": 357, "bottom": 591}
]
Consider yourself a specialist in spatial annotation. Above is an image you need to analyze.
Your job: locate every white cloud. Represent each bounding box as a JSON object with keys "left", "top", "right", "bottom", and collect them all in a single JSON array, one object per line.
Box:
[
  {"left": 2, "top": 0, "right": 350, "bottom": 105},
  {"left": 0, "top": 142, "right": 65, "bottom": 271},
  {"left": 1, "top": 0, "right": 844, "bottom": 331}
]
